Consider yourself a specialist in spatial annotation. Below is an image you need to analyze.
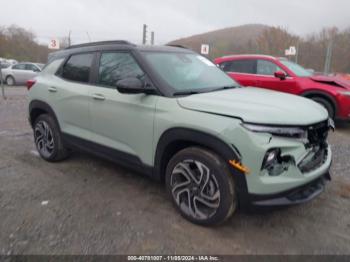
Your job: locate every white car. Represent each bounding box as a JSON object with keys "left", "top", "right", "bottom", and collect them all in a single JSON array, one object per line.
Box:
[{"left": 1, "top": 62, "right": 44, "bottom": 86}]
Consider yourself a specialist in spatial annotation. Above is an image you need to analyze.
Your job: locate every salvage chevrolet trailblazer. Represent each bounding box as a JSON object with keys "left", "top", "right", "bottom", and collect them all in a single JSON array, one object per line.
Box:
[{"left": 28, "top": 41, "right": 333, "bottom": 225}]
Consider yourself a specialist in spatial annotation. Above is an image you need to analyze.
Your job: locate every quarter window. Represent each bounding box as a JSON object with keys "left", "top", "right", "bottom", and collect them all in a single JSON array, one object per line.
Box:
[
  {"left": 98, "top": 52, "right": 145, "bottom": 88},
  {"left": 61, "top": 53, "right": 94, "bottom": 83}
]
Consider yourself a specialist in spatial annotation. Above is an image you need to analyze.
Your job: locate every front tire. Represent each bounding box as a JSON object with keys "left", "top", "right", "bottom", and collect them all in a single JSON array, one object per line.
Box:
[
  {"left": 6, "top": 76, "right": 15, "bottom": 86},
  {"left": 33, "top": 114, "right": 70, "bottom": 162},
  {"left": 311, "top": 97, "right": 335, "bottom": 119},
  {"left": 165, "top": 147, "right": 237, "bottom": 226}
]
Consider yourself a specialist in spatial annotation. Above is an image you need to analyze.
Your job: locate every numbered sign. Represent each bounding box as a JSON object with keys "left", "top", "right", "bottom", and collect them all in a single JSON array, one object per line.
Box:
[
  {"left": 285, "top": 46, "right": 296, "bottom": 56},
  {"left": 48, "top": 39, "right": 60, "bottom": 50},
  {"left": 201, "top": 44, "right": 210, "bottom": 55}
]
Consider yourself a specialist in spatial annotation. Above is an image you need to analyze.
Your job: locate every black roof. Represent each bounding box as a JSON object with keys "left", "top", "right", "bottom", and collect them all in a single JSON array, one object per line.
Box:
[{"left": 48, "top": 40, "right": 193, "bottom": 62}]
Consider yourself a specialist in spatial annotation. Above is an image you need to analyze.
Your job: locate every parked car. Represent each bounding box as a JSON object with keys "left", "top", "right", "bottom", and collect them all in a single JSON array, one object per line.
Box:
[
  {"left": 0, "top": 62, "right": 10, "bottom": 69},
  {"left": 1, "top": 62, "right": 44, "bottom": 86},
  {"left": 28, "top": 41, "right": 332, "bottom": 225},
  {"left": 214, "top": 55, "right": 350, "bottom": 120}
]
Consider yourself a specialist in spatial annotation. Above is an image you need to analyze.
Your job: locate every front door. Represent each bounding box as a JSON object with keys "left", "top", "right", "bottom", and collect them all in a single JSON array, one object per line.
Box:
[
  {"left": 255, "top": 59, "right": 297, "bottom": 93},
  {"left": 89, "top": 51, "right": 157, "bottom": 166}
]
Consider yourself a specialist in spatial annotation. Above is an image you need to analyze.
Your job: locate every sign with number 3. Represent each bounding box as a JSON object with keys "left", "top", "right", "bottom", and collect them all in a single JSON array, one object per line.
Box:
[{"left": 48, "top": 39, "right": 60, "bottom": 50}]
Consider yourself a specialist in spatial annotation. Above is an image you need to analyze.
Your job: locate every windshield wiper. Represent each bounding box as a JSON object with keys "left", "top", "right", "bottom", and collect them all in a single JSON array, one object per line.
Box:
[{"left": 172, "top": 90, "right": 199, "bottom": 96}]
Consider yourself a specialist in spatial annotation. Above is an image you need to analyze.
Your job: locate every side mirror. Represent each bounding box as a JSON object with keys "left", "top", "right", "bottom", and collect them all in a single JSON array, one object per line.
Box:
[
  {"left": 116, "top": 77, "right": 155, "bottom": 94},
  {"left": 274, "top": 71, "right": 287, "bottom": 80}
]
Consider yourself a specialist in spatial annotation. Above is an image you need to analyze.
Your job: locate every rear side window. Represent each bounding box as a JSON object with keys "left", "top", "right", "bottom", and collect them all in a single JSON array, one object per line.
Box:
[
  {"left": 61, "top": 53, "right": 94, "bottom": 83},
  {"left": 220, "top": 60, "right": 256, "bottom": 74},
  {"left": 13, "top": 64, "right": 26, "bottom": 70},
  {"left": 98, "top": 52, "right": 145, "bottom": 88}
]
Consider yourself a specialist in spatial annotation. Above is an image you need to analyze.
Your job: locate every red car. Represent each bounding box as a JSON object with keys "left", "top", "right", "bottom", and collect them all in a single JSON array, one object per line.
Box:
[{"left": 214, "top": 55, "right": 350, "bottom": 120}]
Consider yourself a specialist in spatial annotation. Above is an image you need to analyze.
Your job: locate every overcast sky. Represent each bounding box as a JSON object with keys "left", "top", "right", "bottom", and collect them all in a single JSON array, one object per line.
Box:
[{"left": 1, "top": 0, "right": 349, "bottom": 45}]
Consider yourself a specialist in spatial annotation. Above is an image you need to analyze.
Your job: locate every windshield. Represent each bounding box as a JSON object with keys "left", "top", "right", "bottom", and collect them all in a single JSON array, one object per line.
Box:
[
  {"left": 280, "top": 60, "right": 313, "bottom": 77},
  {"left": 142, "top": 52, "right": 239, "bottom": 94}
]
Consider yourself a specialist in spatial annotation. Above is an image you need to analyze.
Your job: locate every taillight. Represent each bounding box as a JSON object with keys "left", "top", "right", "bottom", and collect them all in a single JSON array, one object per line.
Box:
[{"left": 26, "top": 79, "right": 36, "bottom": 90}]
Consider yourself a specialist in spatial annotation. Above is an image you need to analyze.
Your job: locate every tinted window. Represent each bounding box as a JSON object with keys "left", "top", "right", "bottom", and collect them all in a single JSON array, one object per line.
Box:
[
  {"left": 257, "top": 60, "right": 283, "bottom": 75},
  {"left": 221, "top": 60, "right": 256, "bottom": 74},
  {"left": 62, "top": 53, "right": 94, "bottom": 83},
  {"left": 98, "top": 52, "right": 144, "bottom": 88},
  {"left": 13, "top": 64, "right": 26, "bottom": 70}
]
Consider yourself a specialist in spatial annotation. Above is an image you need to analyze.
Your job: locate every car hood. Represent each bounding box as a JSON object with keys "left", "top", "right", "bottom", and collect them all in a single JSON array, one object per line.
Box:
[
  {"left": 177, "top": 88, "right": 328, "bottom": 125},
  {"left": 310, "top": 75, "right": 350, "bottom": 89}
]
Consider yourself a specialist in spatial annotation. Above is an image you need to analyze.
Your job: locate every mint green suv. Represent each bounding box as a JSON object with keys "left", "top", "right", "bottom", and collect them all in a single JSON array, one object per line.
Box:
[{"left": 28, "top": 41, "right": 333, "bottom": 225}]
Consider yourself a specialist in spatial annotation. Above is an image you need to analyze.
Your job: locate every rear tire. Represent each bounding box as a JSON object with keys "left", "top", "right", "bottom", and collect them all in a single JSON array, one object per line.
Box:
[
  {"left": 33, "top": 114, "right": 70, "bottom": 162},
  {"left": 6, "top": 76, "right": 15, "bottom": 86},
  {"left": 311, "top": 97, "right": 335, "bottom": 119},
  {"left": 165, "top": 147, "right": 237, "bottom": 226}
]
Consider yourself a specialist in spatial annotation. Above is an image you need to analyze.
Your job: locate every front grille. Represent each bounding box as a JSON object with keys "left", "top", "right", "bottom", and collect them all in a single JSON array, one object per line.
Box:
[
  {"left": 298, "top": 120, "right": 329, "bottom": 173},
  {"left": 306, "top": 120, "right": 329, "bottom": 146}
]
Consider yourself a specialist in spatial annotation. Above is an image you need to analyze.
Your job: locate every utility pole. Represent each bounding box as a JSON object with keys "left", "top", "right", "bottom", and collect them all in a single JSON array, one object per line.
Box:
[
  {"left": 142, "top": 24, "right": 147, "bottom": 45},
  {"left": 68, "top": 30, "right": 72, "bottom": 47},
  {"left": 0, "top": 61, "right": 6, "bottom": 100},
  {"left": 324, "top": 39, "right": 333, "bottom": 75},
  {"left": 86, "top": 31, "right": 91, "bottom": 42},
  {"left": 295, "top": 42, "right": 300, "bottom": 64},
  {"left": 151, "top": 31, "right": 155, "bottom": 45}
]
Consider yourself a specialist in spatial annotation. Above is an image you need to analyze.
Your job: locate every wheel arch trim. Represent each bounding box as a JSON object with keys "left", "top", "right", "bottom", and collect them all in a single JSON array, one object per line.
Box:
[
  {"left": 29, "top": 100, "right": 60, "bottom": 130},
  {"left": 154, "top": 127, "right": 249, "bottom": 206}
]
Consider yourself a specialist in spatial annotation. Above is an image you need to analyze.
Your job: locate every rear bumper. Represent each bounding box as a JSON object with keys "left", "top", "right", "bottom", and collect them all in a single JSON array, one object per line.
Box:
[{"left": 248, "top": 172, "right": 331, "bottom": 207}]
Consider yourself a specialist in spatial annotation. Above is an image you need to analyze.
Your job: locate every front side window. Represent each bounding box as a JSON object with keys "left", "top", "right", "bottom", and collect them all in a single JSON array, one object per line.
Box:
[
  {"left": 25, "top": 64, "right": 39, "bottom": 72},
  {"left": 142, "top": 52, "right": 238, "bottom": 93},
  {"left": 98, "top": 52, "right": 145, "bottom": 88},
  {"left": 221, "top": 60, "right": 256, "bottom": 74},
  {"left": 257, "top": 60, "right": 284, "bottom": 76},
  {"left": 61, "top": 53, "right": 94, "bottom": 83}
]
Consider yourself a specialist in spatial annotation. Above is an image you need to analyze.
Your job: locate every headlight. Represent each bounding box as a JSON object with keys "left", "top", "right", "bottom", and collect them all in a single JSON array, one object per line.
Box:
[
  {"left": 242, "top": 123, "right": 307, "bottom": 139},
  {"left": 339, "top": 91, "right": 350, "bottom": 97}
]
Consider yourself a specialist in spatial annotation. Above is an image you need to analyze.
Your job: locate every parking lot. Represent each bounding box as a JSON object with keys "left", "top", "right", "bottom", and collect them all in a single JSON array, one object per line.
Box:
[{"left": 0, "top": 87, "right": 350, "bottom": 255}]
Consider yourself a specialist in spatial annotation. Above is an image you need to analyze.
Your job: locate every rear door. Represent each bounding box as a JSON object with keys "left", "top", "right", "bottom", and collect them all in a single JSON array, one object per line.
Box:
[
  {"left": 89, "top": 51, "right": 157, "bottom": 165},
  {"left": 219, "top": 59, "right": 258, "bottom": 87},
  {"left": 50, "top": 52, "right": 94, "bottom": 140},
  {"left": 255, "top": 59, "right": 297, "bottom": 93}
]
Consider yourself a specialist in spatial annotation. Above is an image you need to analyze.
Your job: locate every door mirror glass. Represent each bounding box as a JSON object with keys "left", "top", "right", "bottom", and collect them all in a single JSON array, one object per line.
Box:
[
  {"left": 274, "top": 70, "right": 287, "bottom": 80},
  {"left": 116, "top": 77, "right": 148, "bottom": 94}
]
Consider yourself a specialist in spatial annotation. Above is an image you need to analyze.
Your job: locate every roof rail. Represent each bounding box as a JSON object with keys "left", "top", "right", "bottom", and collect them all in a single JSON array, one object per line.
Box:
[
  {"left": 166, "top": 44, "right": 189, "bottom": 49},
  {"left": 65, "top": 40, "right": 135, "bottom": 49}
]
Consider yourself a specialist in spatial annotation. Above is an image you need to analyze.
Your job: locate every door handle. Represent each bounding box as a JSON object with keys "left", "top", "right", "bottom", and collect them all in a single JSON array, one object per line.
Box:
[
  {"left": 48, "top": 86, "right": 57, "bottom": 92},
  {"left": 92, "top": 93, "right": 105, "bottom": 101}
]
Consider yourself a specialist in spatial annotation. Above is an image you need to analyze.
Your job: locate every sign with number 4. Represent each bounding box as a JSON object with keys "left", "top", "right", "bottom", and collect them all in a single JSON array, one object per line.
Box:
[{"left": 48, "top": 39, "right": 60, "bottom": 50}]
